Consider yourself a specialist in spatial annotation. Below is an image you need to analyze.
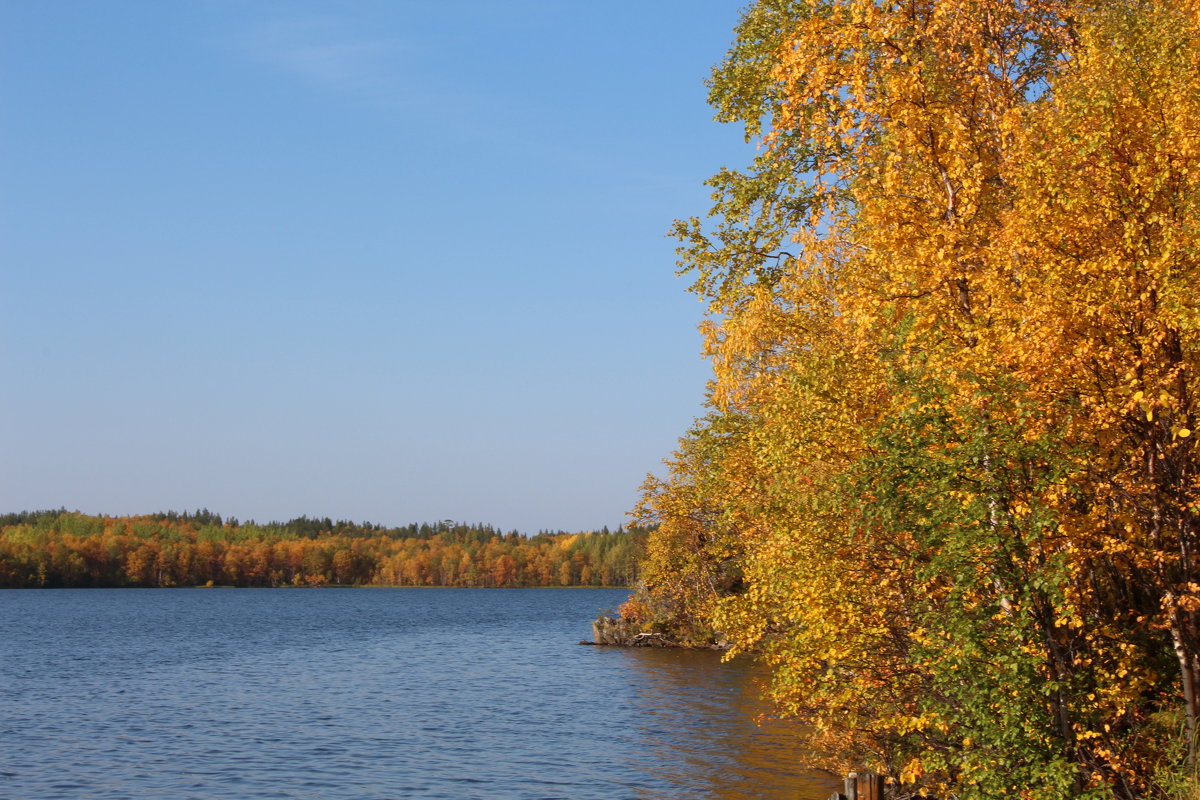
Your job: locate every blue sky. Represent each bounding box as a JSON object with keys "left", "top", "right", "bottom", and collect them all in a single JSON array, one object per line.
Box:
[{"left": 1, "top": 1, "right": 751, "bottom": 533}]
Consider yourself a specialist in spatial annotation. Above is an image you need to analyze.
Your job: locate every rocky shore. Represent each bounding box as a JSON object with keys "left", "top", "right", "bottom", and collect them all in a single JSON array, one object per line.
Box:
[
  {"left": 582, "top": 613, "right": 728, "bottom": 649},
  {"left": 585, "top": 614, "right": 679, "bottom": 646}
]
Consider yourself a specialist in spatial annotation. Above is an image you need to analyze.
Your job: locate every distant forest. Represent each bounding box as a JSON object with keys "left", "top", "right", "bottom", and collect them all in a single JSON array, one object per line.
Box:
[{"left": 0, "top": 510, "right": 646, "bottom": 589}]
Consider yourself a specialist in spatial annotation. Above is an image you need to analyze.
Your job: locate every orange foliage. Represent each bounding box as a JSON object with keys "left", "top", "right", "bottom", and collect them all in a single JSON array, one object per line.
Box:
[{"left": 0, "top": 512, "right": 646, "bottom": 590}]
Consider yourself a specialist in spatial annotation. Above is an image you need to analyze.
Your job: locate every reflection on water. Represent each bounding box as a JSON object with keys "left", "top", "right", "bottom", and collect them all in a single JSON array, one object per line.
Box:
[
  {"left": 612, "top": 647, "right": 839, "bottom": 800},
  {"left": 2, "top": 589, "right": 838, "bottom": 800}
]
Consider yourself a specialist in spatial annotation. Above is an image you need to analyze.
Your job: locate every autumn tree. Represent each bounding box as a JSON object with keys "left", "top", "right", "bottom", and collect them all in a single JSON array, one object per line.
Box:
[
  {"left": 0, "top": 512, "right": 643, "bottom": 590},
  {"left": 634, "top": 0, "right": 1200, "bottom": 796}
]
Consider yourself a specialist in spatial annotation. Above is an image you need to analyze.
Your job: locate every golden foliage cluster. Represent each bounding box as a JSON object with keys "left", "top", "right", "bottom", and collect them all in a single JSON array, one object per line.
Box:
[{"left": 636, "top": 1, "right": 1200, "bottom": 797}]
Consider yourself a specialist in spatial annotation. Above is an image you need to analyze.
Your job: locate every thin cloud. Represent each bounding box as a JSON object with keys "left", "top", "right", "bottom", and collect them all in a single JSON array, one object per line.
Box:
[
  {"left": 220, "top": 13, "right": 534, "bottom": 143},
  {"left": 232, "top": 17, "right": 416, "bottom": 101}
]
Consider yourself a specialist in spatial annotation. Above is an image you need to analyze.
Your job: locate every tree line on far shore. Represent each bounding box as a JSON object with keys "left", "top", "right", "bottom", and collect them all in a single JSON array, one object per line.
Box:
[{"left": 0, "top": 510, "right": 645, "bottom": 589}]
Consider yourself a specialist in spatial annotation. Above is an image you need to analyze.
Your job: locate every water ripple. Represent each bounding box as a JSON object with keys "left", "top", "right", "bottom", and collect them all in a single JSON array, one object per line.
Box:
[{"left": 1, "top": 588, "right": 836, "bottom": 799}]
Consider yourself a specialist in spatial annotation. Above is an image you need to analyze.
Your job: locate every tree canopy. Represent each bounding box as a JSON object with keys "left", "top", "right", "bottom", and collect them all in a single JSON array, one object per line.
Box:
[
  {"left": 0, "top": 510, "right": 646, "bottom": 590},
  {"left": 631, "top": 1, "right": 1200, "bottom": 797}
]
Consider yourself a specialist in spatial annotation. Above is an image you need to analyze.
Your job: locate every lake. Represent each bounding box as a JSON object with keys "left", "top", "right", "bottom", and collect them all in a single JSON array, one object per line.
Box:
[{"left": 1, "top": 588, "right": 836, "bottom": 799}]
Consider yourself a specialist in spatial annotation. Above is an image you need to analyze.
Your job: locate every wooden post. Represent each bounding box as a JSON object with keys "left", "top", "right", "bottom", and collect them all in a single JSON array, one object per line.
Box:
[
  {"left": 858, "top": 771, "right": 885, "bottom": 800},
  {"left": 845, "top": 772, "right": 858, "bottom": 800}
]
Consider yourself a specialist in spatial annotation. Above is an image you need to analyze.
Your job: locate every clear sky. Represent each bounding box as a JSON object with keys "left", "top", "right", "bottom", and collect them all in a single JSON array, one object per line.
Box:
[{"left": 1, "top": 1, "right": 751, "bottom": 534}]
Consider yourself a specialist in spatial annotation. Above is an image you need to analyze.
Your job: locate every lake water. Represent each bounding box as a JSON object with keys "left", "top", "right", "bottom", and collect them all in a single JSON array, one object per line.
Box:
[{"left": 1, "top": 588, "right": 836, "bottom": 800}]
